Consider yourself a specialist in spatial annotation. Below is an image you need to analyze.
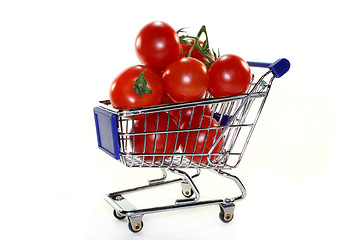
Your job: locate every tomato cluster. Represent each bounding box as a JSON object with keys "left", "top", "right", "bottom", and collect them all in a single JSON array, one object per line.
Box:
[{"left": 108, "top": 21, "right": 252, "bottom": 165}]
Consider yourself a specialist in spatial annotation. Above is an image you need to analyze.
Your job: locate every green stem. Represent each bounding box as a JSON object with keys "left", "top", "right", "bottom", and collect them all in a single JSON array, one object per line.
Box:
[
  {"left": 177, "top": 25, "right": 220, "bottom": 67},
  {"left": 188, "top": 25, "right": 215, "bottom": 66}
]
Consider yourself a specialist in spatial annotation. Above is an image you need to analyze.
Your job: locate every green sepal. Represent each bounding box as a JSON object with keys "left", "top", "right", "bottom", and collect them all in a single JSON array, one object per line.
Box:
[{"left": 132, "top": 70, "right": 152, "bottom": 98}]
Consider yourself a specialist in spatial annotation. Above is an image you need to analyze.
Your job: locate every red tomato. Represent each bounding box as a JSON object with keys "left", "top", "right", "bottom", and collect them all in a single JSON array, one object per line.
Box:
[
  {"left": 131, "top": 112, "right": 179, "bottom": 162},
  {"left": 170, "top": 105, "right": 212, "bottom": 127},
  {"left": 161, "top": 94, "right": 176, "bottom": 105},
  {"left": 135, "top": 21, "right": 181, "bottom": 72},
  {"left": 109, "top": 65, "right": 164, "bottom": 110},
  {"left": 181, "top": 39, "right": 213, "bottom": 64},
  {"left": 162, "top": 57, "right": 209, "bottom": 102},
  {"left": 179, "top": 115, "right": 224, "bottom": 165},
  {"left": 208, "top": 54, "right": 251, "bottom": 98}
]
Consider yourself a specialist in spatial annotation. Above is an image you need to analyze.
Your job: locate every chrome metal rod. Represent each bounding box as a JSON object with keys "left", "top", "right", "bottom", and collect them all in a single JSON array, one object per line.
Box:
[
  {"left": 108, "top": 177, "right": 181, "bottom": 198},
  {"left": 108, "top": 169, "right": 201, "bottom": 198},
  {"left": 105, "top": 168, "right": 245, "bottom": 219},
  {"left": 105, "top": 194, "right": 225, "bottom": 216},
  {"left": 235, "top": 75, "right": 276, "bottom": 168},
  {"left": 148, "top": 169, "right": 167, "bottom": 185},
  {"left": 169, "top": 168, "right": 200, "bottom": 205},
  {"left": 207, "top": 72, "right": 271, "bottom": 156},
  {"left": 212, "top": 169, "right": 246, "bottom": 201}
]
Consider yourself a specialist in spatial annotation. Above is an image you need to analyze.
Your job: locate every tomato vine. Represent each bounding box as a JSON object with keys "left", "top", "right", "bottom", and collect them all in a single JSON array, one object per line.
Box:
[{"left": 177, "top": 25, "right": 220, "bottom": 67}]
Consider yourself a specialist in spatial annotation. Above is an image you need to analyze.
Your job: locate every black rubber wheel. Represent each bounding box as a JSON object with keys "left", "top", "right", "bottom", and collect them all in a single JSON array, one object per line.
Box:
[
  {"left": 128, "top": 221, "right": 144, "bottom": 233},
  {"left": 182, "top": 188, "right": 194, "bottom": 198},
  {"left": 113, "top": 210, "right": 126, "bottom": 220},
  {"left": 219, "top": 210, "right": 233, "bottom": 223}
]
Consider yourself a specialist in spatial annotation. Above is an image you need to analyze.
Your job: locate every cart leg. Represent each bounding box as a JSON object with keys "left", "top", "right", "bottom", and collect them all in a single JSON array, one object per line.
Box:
[
  {"left": 148, "top": 169, "right": 167, "bottom": 185},
  {"left": 213, "top": 169, "right": 246, "bottom": 223},
  {"left": 181, "top": 169, "right": 200, "bottom": 198},
  {"left": 214, "top": 169, "right": 247, "bottom": 201},
  {"left": 170, "top": 168, "right": 200, "bottom": 205}
]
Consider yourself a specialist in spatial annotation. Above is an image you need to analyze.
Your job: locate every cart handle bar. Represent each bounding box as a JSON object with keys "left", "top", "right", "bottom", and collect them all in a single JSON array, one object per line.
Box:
[{"left": 247, "top": 58, "right": 290, "bottom": 78}]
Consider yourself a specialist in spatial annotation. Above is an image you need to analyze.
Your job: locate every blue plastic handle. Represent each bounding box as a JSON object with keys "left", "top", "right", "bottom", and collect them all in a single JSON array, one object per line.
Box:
[
  {"left": 247, "top": 58, "right": 290, "bottom": 78},
  {"left": 94, "top": 107, "right": 120, "bottom": 160}
]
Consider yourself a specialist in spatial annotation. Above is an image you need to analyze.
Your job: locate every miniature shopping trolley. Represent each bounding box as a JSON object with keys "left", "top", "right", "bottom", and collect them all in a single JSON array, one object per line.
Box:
[{"left": 93, "top": 58, "right": 290, "bottom": 232}]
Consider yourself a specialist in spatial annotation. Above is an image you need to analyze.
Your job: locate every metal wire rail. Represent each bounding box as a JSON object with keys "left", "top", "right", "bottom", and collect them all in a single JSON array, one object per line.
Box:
[{"left": 94, "top": 58, "right": 290, "bottom": 232}]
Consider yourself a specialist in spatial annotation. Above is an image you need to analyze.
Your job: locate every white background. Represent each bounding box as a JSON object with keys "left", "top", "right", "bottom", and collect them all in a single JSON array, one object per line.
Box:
[{"left": 1, "top": 0, "right": 359, "bottom": 239}]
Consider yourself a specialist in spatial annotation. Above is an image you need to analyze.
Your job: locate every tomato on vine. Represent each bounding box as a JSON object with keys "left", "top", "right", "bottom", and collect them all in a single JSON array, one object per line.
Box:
[
  {"left": 162, "top": 57, "right": 209, "bottom": 102},
  {"left": 135, "top": 21, "right": 181, "bottom": 72},
  {"left": 180, "top": 38, "right": 214, "bottom": 64},
  {"left": 177, "top": 25, "right": 251, "bottom": 98},
  {"left": 177, "top": 25, "right": 215, "bottom": 67},
  {"left": 208, "top": 54, "right": 251, "bottom": 98},
  {"left": 109, "top": 65, "right": 164, "bottom": 110}
]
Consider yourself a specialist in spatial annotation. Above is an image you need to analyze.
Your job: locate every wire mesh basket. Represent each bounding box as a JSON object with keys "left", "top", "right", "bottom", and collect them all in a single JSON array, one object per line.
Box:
[{"left": 94, "top": 59, "right": 289, "bottom": 170}]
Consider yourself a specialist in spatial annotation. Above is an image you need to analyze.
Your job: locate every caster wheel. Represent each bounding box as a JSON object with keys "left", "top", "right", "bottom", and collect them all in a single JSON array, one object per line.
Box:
[
  {"left": 128, "top": 220, "right": 144, "bottom": 233},
  {"left": 182, "top": 188, "right": 194, "bottom": 198},
  {"left": 113, "top": 210, "right": 126, "bottom": 220},
  {"left": 219, "top": 210, "right": 233, "bottom": 223}
]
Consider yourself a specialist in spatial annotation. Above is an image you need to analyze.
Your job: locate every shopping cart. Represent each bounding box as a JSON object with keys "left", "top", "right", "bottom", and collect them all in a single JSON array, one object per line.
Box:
[{"left": 93, "top": 58, "right": 290, "bottom": 232}]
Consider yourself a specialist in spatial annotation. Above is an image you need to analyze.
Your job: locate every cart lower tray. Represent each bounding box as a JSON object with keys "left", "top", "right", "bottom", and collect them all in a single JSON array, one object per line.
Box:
[{"left": 105, "top": 168, "right": 246, "bottom": 232}]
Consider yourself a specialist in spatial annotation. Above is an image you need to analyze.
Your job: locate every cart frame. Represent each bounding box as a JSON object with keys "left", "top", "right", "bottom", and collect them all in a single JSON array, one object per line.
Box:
[{"left": 94, "top": 58, "right": 290, "bottom": 232}]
